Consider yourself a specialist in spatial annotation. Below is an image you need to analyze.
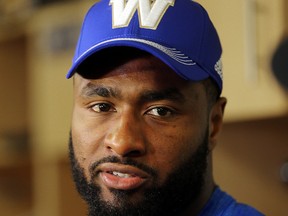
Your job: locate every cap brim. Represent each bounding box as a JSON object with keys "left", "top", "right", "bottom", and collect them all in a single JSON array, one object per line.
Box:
[{"left": 66, "top": 37, "right": 209, "bottom": 82}]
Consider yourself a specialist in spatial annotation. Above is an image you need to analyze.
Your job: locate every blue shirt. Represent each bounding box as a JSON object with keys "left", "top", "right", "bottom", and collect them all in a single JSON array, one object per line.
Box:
[{"left": 198, "top": 187, "right": 265, "bottom": 216}]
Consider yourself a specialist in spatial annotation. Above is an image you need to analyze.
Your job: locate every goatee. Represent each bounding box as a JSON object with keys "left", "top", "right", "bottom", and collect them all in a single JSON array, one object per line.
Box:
[{"left": 69, "top": 129, "right": 210, "bottom": 216}]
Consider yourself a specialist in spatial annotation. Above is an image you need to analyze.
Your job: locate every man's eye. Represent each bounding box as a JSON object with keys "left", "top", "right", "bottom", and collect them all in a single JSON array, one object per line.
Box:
[
  {"left": 147, "top": 107, "right": 173, "bottom": 117},
  {"left": 91, "top": 103, "right": 114, "bottom": 113}
]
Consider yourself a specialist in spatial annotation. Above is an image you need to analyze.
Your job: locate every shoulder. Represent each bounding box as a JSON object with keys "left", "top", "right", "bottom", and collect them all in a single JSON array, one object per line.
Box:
[
  {"left": 198, "top": 187, "right": 265, "bottom": 216},
  {"left": 228, "top": 202, "right": 265, "bottom": 216}
]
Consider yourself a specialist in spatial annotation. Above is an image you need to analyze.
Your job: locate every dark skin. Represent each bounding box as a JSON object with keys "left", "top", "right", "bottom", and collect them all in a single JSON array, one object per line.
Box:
[{"left": 71, "top": 52, "right": 227, "bottom": 215}]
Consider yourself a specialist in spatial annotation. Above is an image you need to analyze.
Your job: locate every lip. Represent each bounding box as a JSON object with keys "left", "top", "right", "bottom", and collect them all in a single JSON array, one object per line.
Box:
[{"left": 96, "top": 163, "right": 149, "bottom": 190}]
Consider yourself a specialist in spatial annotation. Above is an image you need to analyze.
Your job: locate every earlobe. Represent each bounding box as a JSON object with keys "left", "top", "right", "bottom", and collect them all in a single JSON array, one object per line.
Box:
[{"left": 208, "top": 97, "right": 227, "bottom": 150}]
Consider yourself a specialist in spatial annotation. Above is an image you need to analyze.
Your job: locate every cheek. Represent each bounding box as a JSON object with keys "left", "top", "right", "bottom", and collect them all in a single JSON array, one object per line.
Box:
[
  {"left": 148, "top": 124, "right": 201, "bottom": 183},
  {"left": 71, "top": 110, "right": 106, "bottom": 175}
]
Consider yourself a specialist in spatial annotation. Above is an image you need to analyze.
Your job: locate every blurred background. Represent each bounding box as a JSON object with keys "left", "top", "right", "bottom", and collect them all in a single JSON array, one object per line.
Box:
[{"left": 0, "top": 0, "right": 287, "bottom": 215}]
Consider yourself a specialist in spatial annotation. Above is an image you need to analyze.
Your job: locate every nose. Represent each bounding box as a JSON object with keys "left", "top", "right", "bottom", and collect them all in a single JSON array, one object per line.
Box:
[{"left": 104, "top": 112, "right": 147, "bottom": 157}]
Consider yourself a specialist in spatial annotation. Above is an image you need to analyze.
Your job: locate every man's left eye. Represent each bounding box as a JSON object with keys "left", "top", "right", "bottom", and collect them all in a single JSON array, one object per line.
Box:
[{"left": 147, "top": 107, "right": 173, "bottom": 117}]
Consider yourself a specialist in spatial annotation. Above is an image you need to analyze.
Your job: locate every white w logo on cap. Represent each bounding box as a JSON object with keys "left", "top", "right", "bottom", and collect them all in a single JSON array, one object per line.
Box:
[{"left": 110, "top": 0, "right": 175, "bottom": 29}]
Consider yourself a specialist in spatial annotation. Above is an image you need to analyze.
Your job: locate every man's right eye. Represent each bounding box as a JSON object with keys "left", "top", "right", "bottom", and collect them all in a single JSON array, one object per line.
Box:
[{"left": 90, "top": 103, "right": 114, "bottom": 113}]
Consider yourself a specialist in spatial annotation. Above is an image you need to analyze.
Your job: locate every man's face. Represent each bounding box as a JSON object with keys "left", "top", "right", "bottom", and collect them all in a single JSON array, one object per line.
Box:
[{"left": 70, "top": 53, "right": 218, "bottom": 215}]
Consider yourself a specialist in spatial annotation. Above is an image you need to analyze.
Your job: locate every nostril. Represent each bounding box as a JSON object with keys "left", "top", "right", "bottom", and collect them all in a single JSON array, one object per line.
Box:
[
  {"left": 106, "top": 144, "right": 145, "bottom": 157},
  {"left": 124, "top": 150, "right": 144, "bottom": 157}
]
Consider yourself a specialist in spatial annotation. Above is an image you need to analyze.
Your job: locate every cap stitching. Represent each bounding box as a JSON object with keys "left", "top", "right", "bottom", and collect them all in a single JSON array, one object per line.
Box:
[{"left": 75, "top": 37, "right": 196, "bottom": 66}]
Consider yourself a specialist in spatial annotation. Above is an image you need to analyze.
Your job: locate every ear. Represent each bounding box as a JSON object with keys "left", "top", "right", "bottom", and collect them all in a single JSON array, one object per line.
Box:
[{"left": 208, "top": 97, "right": 227, "bottom": 150}]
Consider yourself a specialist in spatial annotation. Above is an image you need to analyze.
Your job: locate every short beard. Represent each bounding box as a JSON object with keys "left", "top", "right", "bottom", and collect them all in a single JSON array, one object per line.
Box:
[{"left": 69, "top": 129, "right": 210, "bottom": 216}]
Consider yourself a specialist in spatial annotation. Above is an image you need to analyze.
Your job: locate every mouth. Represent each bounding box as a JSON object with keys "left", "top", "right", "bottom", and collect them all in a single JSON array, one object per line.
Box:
[
  {"left": 97, "top": 163, "right": 149, "bottom": 191},
  {"left": 109, "top": 171, "right": 137, "bottom": 178}
]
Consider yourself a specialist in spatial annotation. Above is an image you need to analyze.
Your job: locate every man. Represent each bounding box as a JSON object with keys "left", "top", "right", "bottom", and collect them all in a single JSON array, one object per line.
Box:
[{"left": 67, "top": 0, "right": 264, "bottom": 215}]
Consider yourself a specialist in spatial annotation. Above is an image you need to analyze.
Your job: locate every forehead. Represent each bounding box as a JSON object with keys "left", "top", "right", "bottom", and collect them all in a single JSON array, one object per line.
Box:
[
  {"left": 76, "top": 47, "right": 154, "bottom": 79},
  {"left": 73, "top": 47, "right": 206, "bottom": 101},
  {"left": 76, "top": 52, "right": 183, "bottom": 87}
]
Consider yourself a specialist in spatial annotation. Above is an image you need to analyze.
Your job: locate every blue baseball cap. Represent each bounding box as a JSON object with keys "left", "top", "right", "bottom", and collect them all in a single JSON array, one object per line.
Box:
[{"left": 67, "top": 0, "right": 223, "bottom": 92}]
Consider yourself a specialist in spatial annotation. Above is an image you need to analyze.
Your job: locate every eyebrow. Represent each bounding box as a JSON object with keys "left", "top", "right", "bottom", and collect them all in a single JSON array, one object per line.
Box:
[
  {"left": 140, "top": 88, "right": 185, "bottom": 103},
  {"left": 80, "top": 83, "right": 120, "bottom": 98},
  {"left": 80, "top": 83, "right": 185, "bottom": 103}
]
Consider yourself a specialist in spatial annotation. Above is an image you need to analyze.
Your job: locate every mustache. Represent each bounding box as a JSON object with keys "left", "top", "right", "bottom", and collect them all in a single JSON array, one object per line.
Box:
[{"left": 89, "top": 156, "right": 158, "bottom": 179}]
